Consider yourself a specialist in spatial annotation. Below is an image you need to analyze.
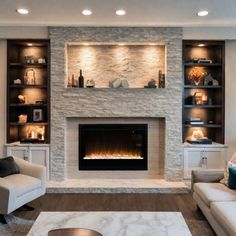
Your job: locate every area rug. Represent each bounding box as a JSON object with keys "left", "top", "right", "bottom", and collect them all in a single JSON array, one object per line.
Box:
[
  {"left": 0, "top": 215, "right": 34, "bottom": 236},
  {"left": 27, "top": 211, "right": 192, "bottom": 236}
]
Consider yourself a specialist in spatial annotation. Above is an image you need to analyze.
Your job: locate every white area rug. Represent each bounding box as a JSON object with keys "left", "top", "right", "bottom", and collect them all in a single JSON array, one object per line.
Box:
[
  {"left": 27, "top": 211, "right": 192, "bottom": 236},
  {"left": 0, "top": 215, "right": 34, "bottom": 236}
]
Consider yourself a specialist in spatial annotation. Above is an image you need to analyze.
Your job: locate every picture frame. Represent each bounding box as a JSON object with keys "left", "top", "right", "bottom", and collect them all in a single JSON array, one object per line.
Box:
[
  {"left": 24, "top": 68, "right": 36, "bottom": 85},
  {"left": 33, "top": 109, "right": 43, "bottom": 122}
]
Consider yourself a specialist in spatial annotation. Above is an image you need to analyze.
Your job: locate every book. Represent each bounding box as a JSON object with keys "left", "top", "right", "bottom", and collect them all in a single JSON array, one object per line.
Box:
[{"left": 187, "top": 138, "right": 212, "bottom": 144}]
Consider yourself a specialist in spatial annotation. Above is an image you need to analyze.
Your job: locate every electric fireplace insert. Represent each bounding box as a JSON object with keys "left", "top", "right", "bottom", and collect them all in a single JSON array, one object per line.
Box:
[{"left": 79, "top": 124, "right": 148, "bottom": 170}]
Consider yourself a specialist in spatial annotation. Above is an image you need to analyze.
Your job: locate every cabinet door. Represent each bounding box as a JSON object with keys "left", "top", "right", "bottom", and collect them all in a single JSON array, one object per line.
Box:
[
  {"left": 6, "top": 146, "right": 29, "bottom": 161},
  {"left": 205, "top": 149, "right": 226, "bottom": 169},
  {"left": 29, "top": 146, "right": 49, "bottom": 179},
  {"left": 184, "top": 148, "right": 203, "bottom": 179}
]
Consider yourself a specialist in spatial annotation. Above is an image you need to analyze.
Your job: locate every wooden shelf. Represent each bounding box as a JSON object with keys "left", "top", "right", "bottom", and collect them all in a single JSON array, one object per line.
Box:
[
  {"left": 9, "top": 104, "right": 47, "bottom": 107},
  {"left": 9, "top": 85, "right": 47, "bottom": 88},
  {"left": 10, "top": 122, "right": 48, "bottom": 126},
  {"left": 184, "top": 63, "right": 222, "bottom": 67},
  {"left": 184, "top": 105, "right": 222, "bottom": 108},
  {"left": 9, "top": 62, "right": 47, "bottom": 68},
  {"left": 184, "top": 124, "right": 222, "bottom": 128},
  {"left": 184, "top": 85, "right": 222, "bottom": 89}
]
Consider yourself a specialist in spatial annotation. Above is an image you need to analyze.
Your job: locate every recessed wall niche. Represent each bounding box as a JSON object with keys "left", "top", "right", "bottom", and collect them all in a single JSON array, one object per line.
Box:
[{"left": 66, "top": 43, "right": 166, "bottom": 88}]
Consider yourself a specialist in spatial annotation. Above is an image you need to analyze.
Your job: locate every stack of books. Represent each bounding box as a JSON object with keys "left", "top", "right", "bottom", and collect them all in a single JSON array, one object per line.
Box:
[{"left": 185, "top": 118, "right": 204, "bottom": 125}]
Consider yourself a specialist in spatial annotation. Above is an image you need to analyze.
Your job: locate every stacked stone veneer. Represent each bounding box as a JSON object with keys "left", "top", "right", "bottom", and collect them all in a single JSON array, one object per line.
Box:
[
  {"left": 67, "top": 44, "right": 165, "bottom": 88},
  {"left": 49, "top": 27, "right": 183, "bottom": 181}
]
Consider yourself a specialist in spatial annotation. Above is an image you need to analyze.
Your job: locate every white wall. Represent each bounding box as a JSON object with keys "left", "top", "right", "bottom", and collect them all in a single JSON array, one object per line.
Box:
[
  {"left": 225, "top": 41, "right": 236, "bottom": 158},
  {"left": 183, "top": 27, "right": 236, "bottom": 40},
  {"left": 0, "top": 26, "right": 48, "bottom": 39}
]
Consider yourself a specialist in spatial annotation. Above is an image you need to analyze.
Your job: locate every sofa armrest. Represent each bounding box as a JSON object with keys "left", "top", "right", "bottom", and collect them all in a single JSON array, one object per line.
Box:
[
  {"left": 13, "top": 157, "right": 46, "bottom": 189},
  {"left": 191, "top": 170, "right": 224, "bottom": 193},
  {"left": 0, "top": 178, "right": 16, "bottom": 214}
]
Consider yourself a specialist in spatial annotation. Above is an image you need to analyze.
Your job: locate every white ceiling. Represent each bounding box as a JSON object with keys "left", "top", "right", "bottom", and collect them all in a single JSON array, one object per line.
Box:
[{"left": 0, "top": 0, "right": 236, "bottom": 27}]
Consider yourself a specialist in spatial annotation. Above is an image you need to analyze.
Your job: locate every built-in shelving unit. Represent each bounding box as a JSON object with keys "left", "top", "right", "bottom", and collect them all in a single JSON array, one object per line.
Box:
[
  {"left": 7, "top": 39, "right": 50, "bottom": 143},
  {"left": 182, "top": 40, "right": 225, "bottom": 144}
]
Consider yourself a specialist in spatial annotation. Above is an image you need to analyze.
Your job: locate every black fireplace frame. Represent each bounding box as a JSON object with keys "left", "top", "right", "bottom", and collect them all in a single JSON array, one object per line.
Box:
[{"left": 79, "top": 124, "right": 148, "bottom": 171}]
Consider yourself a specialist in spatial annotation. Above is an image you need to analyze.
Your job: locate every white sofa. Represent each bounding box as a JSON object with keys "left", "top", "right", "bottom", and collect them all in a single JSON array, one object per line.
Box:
[
  {"left": 192, "top": 170, "right": 236, "bottom": 236},
  {"left": 0, "top": 156, "right": 46, "bottom": 223}
]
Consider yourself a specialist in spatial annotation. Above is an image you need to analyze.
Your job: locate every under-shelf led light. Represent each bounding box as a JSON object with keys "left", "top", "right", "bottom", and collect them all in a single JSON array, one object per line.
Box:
[
  {"left": 16, "top": 8, "right": 29, "bottom": 15},
  {"left": 27, "top": 43, "right": 33, "bottom": 46},
  {"left": 198, "top": 44, "right": 205, "bottom": 47}
]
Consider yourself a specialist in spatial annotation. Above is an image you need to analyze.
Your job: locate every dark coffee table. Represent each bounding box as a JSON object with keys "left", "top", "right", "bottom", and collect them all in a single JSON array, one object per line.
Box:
[{"left": 48, "top": 228, "right": 102, "bottom": 236}]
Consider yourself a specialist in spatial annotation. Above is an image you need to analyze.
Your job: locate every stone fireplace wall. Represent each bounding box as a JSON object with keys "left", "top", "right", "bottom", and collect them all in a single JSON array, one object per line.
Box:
[{"left": 49, "top": 27, "right": 183, "bottom": 181}]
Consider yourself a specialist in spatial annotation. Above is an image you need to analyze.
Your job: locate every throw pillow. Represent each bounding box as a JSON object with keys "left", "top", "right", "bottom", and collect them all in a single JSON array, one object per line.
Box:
[
  {"left": 0, "top": 156, "right": 20, "bottom": 177},
  {"left": 220, "top": 151, "right": 236, "bottom": 186},
  {"left": 228, "top": 166, "right": 236, "bottom": 190}
]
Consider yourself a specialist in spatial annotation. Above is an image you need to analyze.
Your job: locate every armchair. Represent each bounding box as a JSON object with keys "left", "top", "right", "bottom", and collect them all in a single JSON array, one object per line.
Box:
[{"left": 0, "top": 156, "right": 46, "bottom": 224}]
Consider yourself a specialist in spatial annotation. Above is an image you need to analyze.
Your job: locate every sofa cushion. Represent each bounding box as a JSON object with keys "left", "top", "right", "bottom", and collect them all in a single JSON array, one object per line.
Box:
[
  {"left": 228, "top": 166, "right": 236, "bottom": 190},
  {"left": 194, "top": 182, "right": 236, "bottom": 207},
  {"left": 0, "top": 156, "right": 20, "bottom": 177},
  {"left": 211, "top": 202, "right": 236, "bottom": 236},
  {"left": 4, "top": 174, "right": 41, "bottom": 197}
]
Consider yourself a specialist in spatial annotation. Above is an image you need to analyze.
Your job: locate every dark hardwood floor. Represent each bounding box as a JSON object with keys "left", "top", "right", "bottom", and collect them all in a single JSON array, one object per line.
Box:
[{"left": 13, "top": 193, "right": 216, "bottom": 236}]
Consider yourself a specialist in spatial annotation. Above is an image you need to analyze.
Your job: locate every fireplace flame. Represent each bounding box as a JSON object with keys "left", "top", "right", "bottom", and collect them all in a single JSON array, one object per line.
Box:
[{"left": 84, "top": 151, "right": 143, "bottom": 160}]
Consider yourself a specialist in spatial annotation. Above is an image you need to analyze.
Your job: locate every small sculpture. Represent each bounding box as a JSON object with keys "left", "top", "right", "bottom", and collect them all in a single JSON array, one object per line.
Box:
[
  {"left": 144, "top": 79, "right": 157, "bottom": 88},
  {"left": 13, "top": 78, "right": 21, "bottom": 84},
  {"left": 18, "top": 95, "right": 26, "bottom": 104}
]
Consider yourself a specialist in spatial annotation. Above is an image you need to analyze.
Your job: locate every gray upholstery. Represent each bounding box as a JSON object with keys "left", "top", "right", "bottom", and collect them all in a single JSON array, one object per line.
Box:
[
  {"left": 192, "top": 170, "right": 236, "bottom": 236},
  {"left": 0, "top": 156, "right": 46, "bottom": 215}
]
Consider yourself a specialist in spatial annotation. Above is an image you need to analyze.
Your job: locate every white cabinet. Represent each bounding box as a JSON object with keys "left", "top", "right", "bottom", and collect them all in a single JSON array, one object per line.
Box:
[
  {"left": 183, "top": 143, "right": 228, "bottom": 179},
  {"left": 6, "top": 144, "right": 50, "bottom": 180}
]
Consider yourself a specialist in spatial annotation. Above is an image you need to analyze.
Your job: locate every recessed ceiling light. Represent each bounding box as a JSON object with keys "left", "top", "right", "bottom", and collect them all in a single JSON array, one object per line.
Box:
[
  {"left": 116, "top": 9, "right": 126, "bottom": 16},
  {"left": 82, "top": 9, "right": 92, "bottom": 16},
  {"left": 16, "top": 8, "right": 29, "bottom": 15},
  {"left": 197, "top": 10, "right": 208, "bottom": 17},
  {"left": 27, "top": 43, "right": 33, "bottom": 46},
  {"left": 198, "top": 44, "right": 205, "bottom": 47}
]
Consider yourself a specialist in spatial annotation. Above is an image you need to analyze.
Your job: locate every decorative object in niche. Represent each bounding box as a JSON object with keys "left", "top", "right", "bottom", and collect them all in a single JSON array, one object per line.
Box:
[
  {"left": 109, "top": 79, "right": 129, "bottom": 88},
  {"left": 18, "top": 95, "right": 26, "bottom": 104},
  {"left": 191, "top": 58, "right": 212, "bottom": 64},
  {"left": 204, "top": 73, "right": 219, "bottom": 86},
  {"left": 158, "top": 70, "right": 165, "bottom": 88},
  {"left": 33, "top": 109, "right": 43, "bottom": 122},
  {"left": 13, "top": 78, "right": 21, "bottom": 85},
  {"left": 24, "top": 55, "right": 35, "bottom": 64},
  {"left": 144, "top": 79, "right": 157, "bottom": 88},
  {"left": 79, "top": 69, "right": 84, "bottom": 88},
  {"left": 121, "top": 79, "right": 129, "bottom": 88},
  {"left": 71, "top": 74, "right": 78, "bottom": 87},
  {"left": 188, "top": 67, "right": 206, "bottom": 85},
  {"left": 18, "top": 114, "right": 27, "bottom": 123},
  {"left": 186, "top": 128, "right": 212, "bottom": 144},
  {"left": 24, "top": 69, "right": 36, "bottom": 85},
  {"left": 38, "top": 58, "right": 46, "bottom": 64},
  {"left": 86, "top": 79, "right": 95, "bottom": 88},
  {"left": 193, "top": 92, "right": 207, "bottom": 105}
]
